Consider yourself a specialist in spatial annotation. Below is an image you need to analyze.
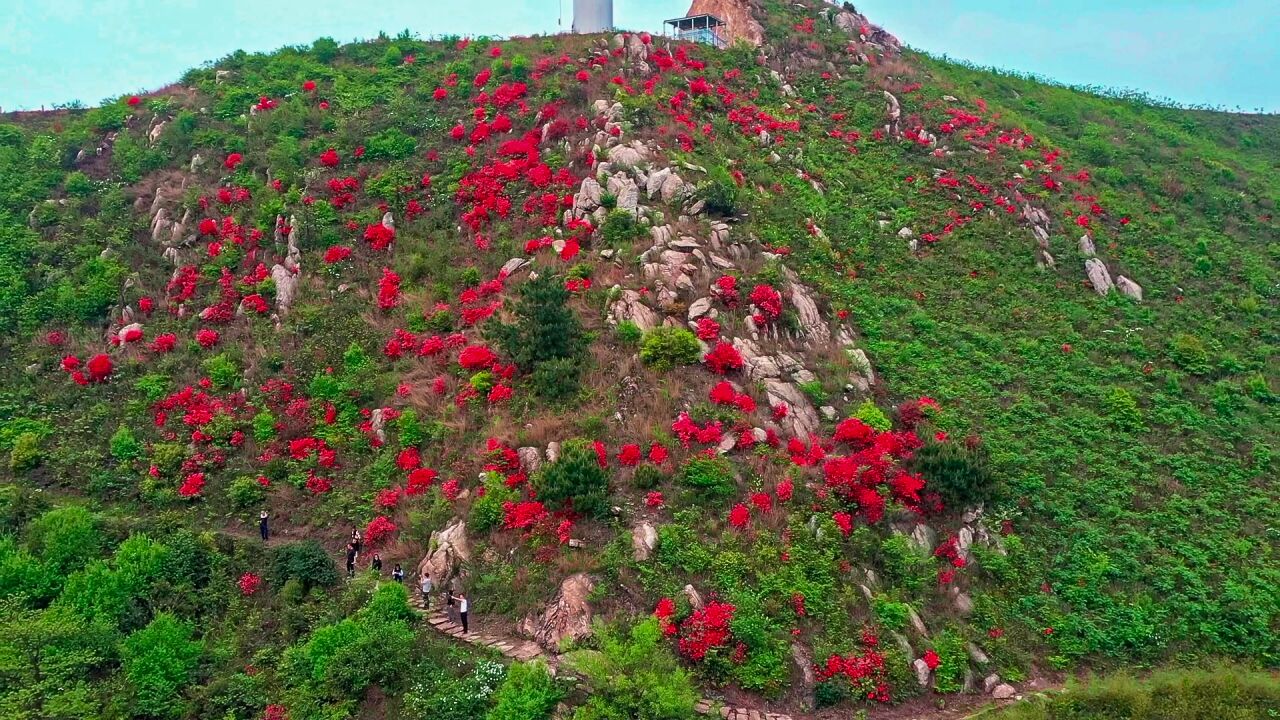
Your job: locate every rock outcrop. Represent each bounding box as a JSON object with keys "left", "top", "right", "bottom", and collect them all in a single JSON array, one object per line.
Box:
[
  {"left": 417, "top": 519, "right": 471, "bottom": 586},
  {"left": 518, "top": 573, "right": 595, "bottom": 651},
  {"left": 686, "top": 0, "right": 765, "bottom": 46}
]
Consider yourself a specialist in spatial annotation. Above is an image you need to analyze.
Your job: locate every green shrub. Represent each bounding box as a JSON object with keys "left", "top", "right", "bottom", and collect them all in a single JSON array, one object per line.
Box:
[
  {"left": 565, "top": 619, "right": 700, "bottom": 720},
  {"left": 639, "top": 326, "right": 700, "bottom": 371},
  {"left": 202, "top": 353, "right": 240, "bottom": 389},
  {"left": 470, "top": 474, "right": 519, "bottom": 534},
  {"left": 271, "top": 541, "right": 339, "bottom": 591},
  {"left": 227, "top": 476, "right": 267, "bottom": 510},
  {"left": 9, "top": 432, "right": 42, "bottom": 473},
  {"left": 535, "top": 440, "right": 609, "bottom": 518},
  {"left": 486, "top": 661, "right": 563, "bottom": 720},
  {"left": 632, "top": 463, "right": 665, "bottom": 490},
  {"left": 699, "top": 167, "right": 740, "bottom": 216},
  {"left": 615, "top": 320, "right": 643, "bottom": 345},
  {"left": 252, "top": 411, "right": 277, "bottom": 443},
  {"left": 110, "top": 425, "right": 143, "bottom": 462},
  {"left": 1168, "top": 333, "right": 1212, "bottom": 375},
  {"left": 601, "top": 208, "right": 645, "bottom": 245},
  {"left": 679, "top": 455, "right": 736, "bottom": 499},
  {"left": 853, "top": 400, "right": 891, "bottom": 432},
  {"left": 1103, "top": 387, "right": 1144, "bottom": 431},
  {"left": 121, "top": 613, "right": 201, "bottom": 718},
  {"left": 64, "top": 171, "right": 94, "bottom": 196},
  {"left": 912, "top": 438, "right": 995, "bottom": 508},
  {"left": 878, "top": 534, "right": 930, "bottom": 594},
  {"left": 489, "top": 273, "right": 586, "bottom": 401}
]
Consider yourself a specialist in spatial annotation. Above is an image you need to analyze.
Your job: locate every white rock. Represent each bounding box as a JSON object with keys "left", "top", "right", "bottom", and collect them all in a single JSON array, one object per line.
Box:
[
  {"left": 632, "top": 522, "right": 658, "bottom": 561},
  {"left": 1085, "top": 258, "right": 1114, "bottom": 295},
  {"left": 992, "top": 684, "right": 1017, "bottom": 700},
  {"left": 1116, "top": 275, "right": 1143, "bottom": 301}
]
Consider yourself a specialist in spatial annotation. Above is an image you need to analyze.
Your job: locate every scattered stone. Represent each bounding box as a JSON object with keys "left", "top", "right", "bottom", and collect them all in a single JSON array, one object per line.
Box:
[
  {"left": 968, "top": 642, "right": 991, "bottom": 665},
  {"left": 517, "top": 446, "right": 542, "bottom": 474},
  {"left": 682, "top": 583, "right": 705, "bottom": 610},
  {"left": 912, "top": 658, "right": 932, "bottom": 687},
  {"left": 1078, "top": 234, "right": 1096, "bottom": 256},
  {"left": 632, "top": 522, "right": 658, "bottom": 561},
  {"left": 906, "top": 606, "right": 929, "bottom": 637},
  {"left": 1116, "top": 275, "right": 1143, "bottom": 301},
  {"left": 1085, "top": 258, "right": 1115, "bottom": 295},
  {"left": 984, "top": 673, "right": 1002, "bottom": 693},
  {"left": 992, "top": 684, "right": 1017, "bottom": 700},
  {"left": 819, "top": 406, "right": 837, "bottom": 421}
]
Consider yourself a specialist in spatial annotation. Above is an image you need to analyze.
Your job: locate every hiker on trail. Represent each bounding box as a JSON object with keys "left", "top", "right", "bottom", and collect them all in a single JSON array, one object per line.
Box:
[
  {"left": 259, "top": 510, "right": 269, "bottom": 541},
  {"left": 345, "top": 543, "right": 356, "bottom": 579},
  {"left": 350, "top": 528, "right": 363, "bottom": 556},
  {"left": 371, "top": 553, "right": 383, "bottom": 574},
  {"left": 392, "top": 563, "right": 404, "bottom": 583},
  {"left": 420, "top": 572, "right": 433, "bottom": 608},
  {"left": 458, "top": 592, "right": 469, "bottom": 634}
]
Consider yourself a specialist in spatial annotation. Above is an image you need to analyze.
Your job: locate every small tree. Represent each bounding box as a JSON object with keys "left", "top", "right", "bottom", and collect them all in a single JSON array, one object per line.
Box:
[
  {"left": 535, "top": 440, "right": 609, "bottom": 518},
  {"left": 489, "top": 273, "right": 587, "bottom": 400},
  {"left": 912, "top": 438, "right": 995, "bottom": 509},
  {"left": 121, "top": 613, "right": 201, "bottom": 718},
  {"left": 270, "top": 540, "right": 339, "bottom": 591}
]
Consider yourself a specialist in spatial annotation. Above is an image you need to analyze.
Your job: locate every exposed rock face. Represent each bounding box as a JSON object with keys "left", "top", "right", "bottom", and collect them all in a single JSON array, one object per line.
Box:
[
  {"left": 517, "top": 446, "right": 542, "bottom": 474},
  {"left": 1085, "top": 258, "right": 1115, "bottom": 295},
  {"left": 607, "top": 288, "right": 661, "bottom": 331},
  {"left": 270, "top": 264, "right": 298, "bottom": 314},
  {"left": 632, "top": 521, "right": 658, "bottom": 561},
  {"left": 1116, "top": 275, "right": 1143, "bottom": 301},
  {"left": 518, "top": 573, "right": 595, "bottom": 651},
  {"left": 686, "top": 0, "right": 764, "bottom": 46},
  {"left": 913, "top": 657, "right": 932, "bottom": 687},
  {"left": 417, "top": 519, "right": 471, "bottom": 585},
  {"left": 992, "top": 683, "right": 1017, "bottom": 700},
  {"left": 682, "top": 583, "right": 705, "bottom": 610}
]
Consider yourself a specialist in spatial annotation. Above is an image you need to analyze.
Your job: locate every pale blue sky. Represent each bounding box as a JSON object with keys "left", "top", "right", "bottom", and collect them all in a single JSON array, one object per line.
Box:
[{"left": 0, "top": 1, "right": 1276, "bottom": 112}]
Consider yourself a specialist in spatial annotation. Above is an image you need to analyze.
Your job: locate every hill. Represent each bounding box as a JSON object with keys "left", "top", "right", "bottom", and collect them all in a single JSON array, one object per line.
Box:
[{"left": 1, "top": 0, "right": 1276, "bottom": 718}]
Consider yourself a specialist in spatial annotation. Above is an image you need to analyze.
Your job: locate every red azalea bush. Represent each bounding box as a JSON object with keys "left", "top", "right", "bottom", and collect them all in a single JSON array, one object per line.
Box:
[
  {"left": 196, "top": 329, "right": 220, "bottom": 348},
  {"left": 364, "top": 516, "right": 397, "bottom": 547},
  {"left": 677, "top": 600, "right": 736, "bottom": 661},
  {"left": 178, "top": 472, "right": 205, "bottom": 497},
  {"left": 703, "top": 341, "right": 744, "bottom": 375},
  {"left": 86, "top": 353, "right": 113, "bottom": 382},
  {"left": 458, "top": 344, "right": 497, "bottom": 370},
  {"left": 377, "top": 268, "right": 402, "bottom": 310},
  {"left": 749, "top": 284, "right": 783, "bottom": 321},
  {"left": 239, "top": 572, "right": 262, "bottom": 595}
]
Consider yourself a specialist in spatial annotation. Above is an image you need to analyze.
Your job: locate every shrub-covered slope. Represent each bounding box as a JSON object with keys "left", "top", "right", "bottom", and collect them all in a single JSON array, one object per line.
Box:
[{"left": 1, "top": 1, "right": 1276, "bottom": 718}]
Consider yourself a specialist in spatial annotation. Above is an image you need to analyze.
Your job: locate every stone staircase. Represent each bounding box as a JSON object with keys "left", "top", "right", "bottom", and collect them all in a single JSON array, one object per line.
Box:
[{"left": 407, "top": 593, "right": 792, "bottom": 720}]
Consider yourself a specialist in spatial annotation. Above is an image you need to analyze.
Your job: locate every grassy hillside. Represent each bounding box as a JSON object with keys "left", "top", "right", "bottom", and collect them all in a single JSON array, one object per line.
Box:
[{"left": 0, "top": 1, "right": 1276, "bottom": 718}]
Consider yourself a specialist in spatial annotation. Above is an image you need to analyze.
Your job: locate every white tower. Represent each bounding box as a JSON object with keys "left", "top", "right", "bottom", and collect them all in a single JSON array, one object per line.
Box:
[{"left": 572, "top": 0, "right": 613, "bottom": 34}]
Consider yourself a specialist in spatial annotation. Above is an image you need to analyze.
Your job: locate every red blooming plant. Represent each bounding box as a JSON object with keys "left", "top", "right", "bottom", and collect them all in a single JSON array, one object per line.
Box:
[
  {"left": 728, "top": 503, "right": 751, "bottom": 530},
  {"left": 677, "top": 600, "right": 736, "bottom": 661},
  {"left": 86, "top": 353, "right": 113, "bottom": 382},
  {"left": 748, "top": 284, "right": 783, "bottom": 322},
  {"left": 178, "top": 472, "right": 206, "bottom": 497},
  {"left": 703, "top": 341, "right": 745, "bottom": 375},
  {"left": 377, "top": 268, "right": 402, "bottom": 310},
  {"left": 458, "top": 344, "right": 498, "bottom": 370},
  {"left": 364, "top": 516, "right": 398, "bottom": 547},
  {"left": 239, "top": 572, "right": 262, "bottom": 596}
]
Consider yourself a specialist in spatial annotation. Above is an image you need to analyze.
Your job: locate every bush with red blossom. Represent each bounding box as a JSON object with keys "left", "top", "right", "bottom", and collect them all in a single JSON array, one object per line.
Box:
[
  {"left": 728, "top": 503, "right": 751, "bottom": 530},
  {"left": 196, "top": 329, "right": 220, "bottom": 349},
  {"left": 364, "top": 516, "right": 397, "bottom": 547},
  {"left": 239, "top": 572, "right": 262, "bottom": 595},
  {"left": 86, "top": 353, "right": 113, "bottom": 382},
  {"left": 458, "top": 344, "right": 497, "bottom": 370},
  {"left": 676, "top": 600, "right": 736, "bottom": 661},
  {"left": 178, "top": 472, "right": 206, "bottom": 497},
  {"left": 703, "top": 341, "right": 744, "bottom": 375}
]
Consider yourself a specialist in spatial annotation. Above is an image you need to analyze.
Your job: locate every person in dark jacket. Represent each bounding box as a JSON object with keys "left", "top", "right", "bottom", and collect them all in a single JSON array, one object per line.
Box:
[
  {"left": 345, "top": 543, "right": 357, "bottom": 578},
  {"left": 371, "top": 553, "right": 383, "bottom": 574},
  {"left": 259, "top": 510, "right": 270, "bottom": 541}
]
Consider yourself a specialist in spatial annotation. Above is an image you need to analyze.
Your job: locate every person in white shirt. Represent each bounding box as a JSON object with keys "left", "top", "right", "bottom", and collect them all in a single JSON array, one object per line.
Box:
[
  {"left": 420, "top": 572, "right": 433, "bottom": 608},
  {"left": 458, "top": 593, "right": 469, "bottom": 633}
]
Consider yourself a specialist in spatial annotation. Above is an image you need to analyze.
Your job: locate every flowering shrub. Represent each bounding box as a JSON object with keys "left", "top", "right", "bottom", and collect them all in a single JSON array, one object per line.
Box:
[
  {"left": 748, "top": 284, "right": 783, "bottom": 322},
  {"left": 703, "top": 341, "right": 744, "bottom": 375},
  {"left": 676, "top": 601, "right": 736, "bottom": 661},
  {"left": 239, "top": 572, "right": 262, "bottom": 596},
  {"left": 178, "top": 472, "right": 205, "bottom": 497},
  {"left": 364, "top": 516, "right": 397, "bottom": 547}
]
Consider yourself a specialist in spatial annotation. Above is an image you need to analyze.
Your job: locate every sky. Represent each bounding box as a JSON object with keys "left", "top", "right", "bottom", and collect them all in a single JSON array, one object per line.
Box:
[{"left": 0, "top": 0, "right": 1276, "bottom": 113}]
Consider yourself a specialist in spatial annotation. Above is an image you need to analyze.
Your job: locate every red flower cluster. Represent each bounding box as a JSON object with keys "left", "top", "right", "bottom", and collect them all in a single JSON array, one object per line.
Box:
[
  {"left": 748, "top": 284, "right": 783, "bottom": 322},
  {"left": 677, "top": 601, "right": 736, "bottom": 661},
  {"left": 709, "top": 381, "right": 755, "bottom": 412},
  {"left": 377, "top": 268, "right": 402, "bottom": 310},
  {"left": 239, "top": 572, "right": 262, "bottom": 596},
  {"left": 364, "top": 516, "right": 397, "bottom": 547},
  {"left": 703, "top": 341, "right": 744, "bottom": 375},
  {"left": 179, "top": 472, "right": 206, "bottom": 497}
]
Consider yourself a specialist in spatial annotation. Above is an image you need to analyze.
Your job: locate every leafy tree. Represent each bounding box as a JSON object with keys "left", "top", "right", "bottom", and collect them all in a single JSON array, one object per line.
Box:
[
  {"left": 0, "top": 601, "right": 116, "bottom": 718},
  {"left": 271, "top": 541, "right": 340, "bottom": 591},
  {"left": 284, "top": 585, "right": 415, "bottom": 700},
  {"left": 534, "top": 440, "right": 610, "bottom": 518},
  {"left": 565, "top": 619, "right": 700, "bottom": 720},
  {"left": 487, "top": 661, "right": 563, "bottom": 720},
  {"left": 25, "top": 506, "right": 101, "bottom": 575},
  {"left": 121, "top": 613, "right": 201, "bottom": 718},
  {"left": 489, "top": 273, "right": 586, "bottom": 400}
]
